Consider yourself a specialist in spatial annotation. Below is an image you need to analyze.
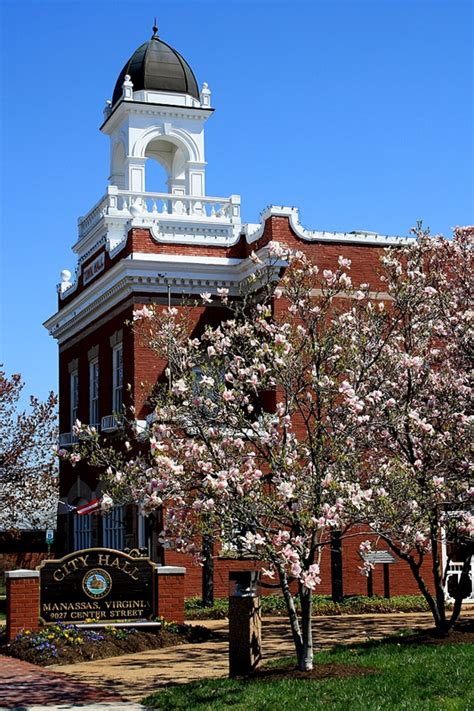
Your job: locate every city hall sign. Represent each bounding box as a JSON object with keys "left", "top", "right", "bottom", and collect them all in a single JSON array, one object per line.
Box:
[{"left": 37, "top": 548, "right": 155, "bottom": 623}]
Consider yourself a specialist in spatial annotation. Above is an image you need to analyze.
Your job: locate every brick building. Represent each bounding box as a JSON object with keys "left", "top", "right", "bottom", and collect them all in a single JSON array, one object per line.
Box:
[{"left": 44, "top": 28, "right": 453, "bottom": 600}]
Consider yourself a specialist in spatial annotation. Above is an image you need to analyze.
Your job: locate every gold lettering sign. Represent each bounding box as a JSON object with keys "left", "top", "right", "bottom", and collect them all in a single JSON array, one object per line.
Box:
[{"left": 38, "top": 547, "right": 156, "bottom": 624}]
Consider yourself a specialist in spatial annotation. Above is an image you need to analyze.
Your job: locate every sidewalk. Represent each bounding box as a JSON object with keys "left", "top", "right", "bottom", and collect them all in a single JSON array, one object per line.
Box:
[
  {"left": 48, "top": 612, "right": 434, "bottom": 702},
  {"left": 0, "top": 653, "right": 127, "bottom": 709}
]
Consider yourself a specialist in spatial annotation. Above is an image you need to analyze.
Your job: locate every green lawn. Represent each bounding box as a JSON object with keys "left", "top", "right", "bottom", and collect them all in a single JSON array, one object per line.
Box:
[{"left": 142, "top": 640, "right": 473, "bottom": 710}]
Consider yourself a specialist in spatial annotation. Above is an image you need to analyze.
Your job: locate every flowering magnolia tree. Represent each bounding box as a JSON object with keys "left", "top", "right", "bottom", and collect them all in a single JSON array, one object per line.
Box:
[
  {"left": 72, "top": 226, "right": 472, "bottom": 668},
  {"left": 339, "top": 226, "right": 473, "bottom": 634},
  {"left": 72, "top": 244, "right": 400, "bottom": 671},
  {"left": 0, "top": 368, "right": 58, "bottom": 530}
]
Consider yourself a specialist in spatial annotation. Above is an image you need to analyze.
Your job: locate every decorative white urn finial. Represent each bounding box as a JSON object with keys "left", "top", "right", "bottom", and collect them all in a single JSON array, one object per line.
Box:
[
  {"left": 103, "top": 99, "right": 112, "bottom": 118},
  {"left": 129, "top": 199, "right": 144, "bottom": 218},
  {"left": 200, "top": 82, "right": 211, "bottom": 108},
  {"left": 59, "top": 269, "right": 72, "bottom": 294},
  {"left": 122, "top": 74, "right": 134, "bottom": 101}
]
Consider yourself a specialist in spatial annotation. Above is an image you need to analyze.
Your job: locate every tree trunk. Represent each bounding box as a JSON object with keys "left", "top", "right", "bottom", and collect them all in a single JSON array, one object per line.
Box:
[
  {"left": 385, "top": 541, "right": 445, "bottom": 632},
  {"left": 278, "top": 566, "right": 304, "bottom": 662},
  {"left": 405, "top": 554, "right": 446, "bottom": 632},
  {"left": 430, "top": 534, "right": 447, "bottom": 627},
  {"left": 277, "top": 566, "right": 315, "bottom": 671},
  {"left": 299, "top": 585, "right": 313, "bottom": 671}
]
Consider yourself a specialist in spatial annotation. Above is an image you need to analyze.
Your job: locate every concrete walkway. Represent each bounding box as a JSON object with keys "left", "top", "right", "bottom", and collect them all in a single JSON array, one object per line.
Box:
[{"left": 47, "top": 613, "right": 434, "bottom": 702}]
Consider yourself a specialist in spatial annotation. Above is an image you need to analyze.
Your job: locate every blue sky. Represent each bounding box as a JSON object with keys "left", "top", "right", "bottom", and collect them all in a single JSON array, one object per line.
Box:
[{"left": 0, "top": 0, "right": 472, "bottom": 404}]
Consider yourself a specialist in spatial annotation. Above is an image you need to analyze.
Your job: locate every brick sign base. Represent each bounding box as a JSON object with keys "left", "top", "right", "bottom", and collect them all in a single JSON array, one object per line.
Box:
[{"left": 5, "top": 570, "right": 41, "bottom": 641}]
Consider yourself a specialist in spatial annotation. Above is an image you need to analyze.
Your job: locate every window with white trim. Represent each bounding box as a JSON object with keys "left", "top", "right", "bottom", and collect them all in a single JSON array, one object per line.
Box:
[
  {"left": 112, "top": 344, "right": 123, "bottom": 413},
  {"left": 89, "top": 358, "right": 99, "bottom": 426},
  {"left": 73, "top": 506, "right": 92, "bottom": 550},
  {"left": 70, "top": 370, "right": 79, "bottom": 428},
  {"left": 102, "top": 506, "right": 125, "bottom": 549}
]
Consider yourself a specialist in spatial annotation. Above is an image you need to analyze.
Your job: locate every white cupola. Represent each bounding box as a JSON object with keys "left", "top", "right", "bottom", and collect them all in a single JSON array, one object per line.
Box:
[
  {"left": 100, "top": 24, "right": 212, "bottom": 198},
  {"left": 57, "top": 25, "right": 240, "bottom": 285}
]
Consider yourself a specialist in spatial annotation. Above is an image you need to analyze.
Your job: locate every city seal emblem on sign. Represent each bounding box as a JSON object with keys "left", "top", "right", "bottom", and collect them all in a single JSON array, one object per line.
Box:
[{"left": 82, "top": 569, "right": 112, "bottom": 599}]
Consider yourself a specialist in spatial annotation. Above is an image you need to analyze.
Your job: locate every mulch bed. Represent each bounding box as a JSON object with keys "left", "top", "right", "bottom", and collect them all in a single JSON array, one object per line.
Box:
[
  {"left": 387, "top": 618, "right": 474, "bottom": 646},
  {"left": 0, "top": 623, "right": 218, "bottom": 667},
  {"left": 239, "top": 663, "right": 377, "bottom": 682}
]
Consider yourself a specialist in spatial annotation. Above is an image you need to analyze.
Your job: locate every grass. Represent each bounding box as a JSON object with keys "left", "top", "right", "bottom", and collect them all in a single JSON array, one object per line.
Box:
[
  {"left": 142, "top": 639, "right": 473, "bottom": 710},
  {"left": 184, "top": 594, "right": 430, "bottom": 620}
]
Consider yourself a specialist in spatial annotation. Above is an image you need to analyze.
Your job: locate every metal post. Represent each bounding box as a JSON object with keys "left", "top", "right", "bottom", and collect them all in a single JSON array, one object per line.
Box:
[
  {"left": 202, "top": 534, "right": 214, "bottom": 607},
  {"left": 383, "top": 563, "right": 390, "bottom": 599},
  {"left": 331, "top": 530, "right": 344, "bottom": 602},
  {"left": 367, "top": 568, "right": 374, "bottom": 597}
]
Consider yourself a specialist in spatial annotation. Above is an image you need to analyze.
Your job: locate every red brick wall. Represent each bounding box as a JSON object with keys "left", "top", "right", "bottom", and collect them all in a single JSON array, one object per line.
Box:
[
  {"left": 59, "top": 227, "right": 249, "bottom": 309},
  {"left": 164, "top": 530, "right": 432, "bottom": 600},
  {"left": 155, "top": 570, "right": 185, "bottom": 624},
  {"left": 59, "top": 305, "right": 133, "bottom": 431},
  {"left": 164, "top": 550, "right": 263, "bottom": 599},
  {"left": 58, "top": 216, "right": 388, "bottom": 439},
  {"left": 339, "top": 526, "right": 433, "bottom": 596},
  {"left": 132, "top": 302, "right": 228, "bottom": 418},
  {"left": 6, "top": 574, "right": 40, "bottom": 641},
  {"left": 128, "top": 228, "right": 247, "bottom": 260}
]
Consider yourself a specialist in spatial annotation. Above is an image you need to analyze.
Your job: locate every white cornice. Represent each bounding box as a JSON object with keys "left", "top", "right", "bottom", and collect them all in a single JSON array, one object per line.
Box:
[
  {"left": 44, "top": 253, "right": 267, "bottom": 344},
  {"left": 101, "top": 100, "right": 213, "bottom": 134},
  {"left": 245, "top": 205, "right": 413, "bottom": 246}
]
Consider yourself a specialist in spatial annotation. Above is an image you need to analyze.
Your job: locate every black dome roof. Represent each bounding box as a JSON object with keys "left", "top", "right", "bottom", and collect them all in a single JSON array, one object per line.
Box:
[{"left": 112, "top": 35, "right": 200, "bottom": 106}]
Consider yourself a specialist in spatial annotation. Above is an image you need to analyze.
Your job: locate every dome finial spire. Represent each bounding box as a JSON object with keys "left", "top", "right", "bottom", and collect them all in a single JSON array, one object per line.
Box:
[{"left": 152, "top": 17, "right": 158, "bottom": 37}]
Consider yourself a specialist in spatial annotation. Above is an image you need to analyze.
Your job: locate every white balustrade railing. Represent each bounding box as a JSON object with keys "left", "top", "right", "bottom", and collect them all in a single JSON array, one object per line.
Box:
[
  {"left": 115, "top": 190, "right": 240, "bottom": 221},
  {"left": 77, "top": 193, "right": 110, "bottom": 236},
  {"left": 101, "top": 414, "right": 123, "bottom": 432},
  {"left": 58, "top": 432, "right": 79, "bottom": 448},
  {"left": 78, "top": 188, "right": 241, "bottom": 239}
]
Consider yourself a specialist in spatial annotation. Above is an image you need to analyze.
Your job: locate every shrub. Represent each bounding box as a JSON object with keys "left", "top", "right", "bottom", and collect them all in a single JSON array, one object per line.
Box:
[{"left": 184, "top": 595, "right": 431, "bottom": 620}]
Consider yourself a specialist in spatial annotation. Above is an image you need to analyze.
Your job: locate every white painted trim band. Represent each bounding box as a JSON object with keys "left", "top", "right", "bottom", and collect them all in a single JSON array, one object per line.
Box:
[
  {"left": 5, "top": 569, "right": 40, "bottom": 578},
  {"left": 156, "top": 566, "right": 186, "bottom": 575}
]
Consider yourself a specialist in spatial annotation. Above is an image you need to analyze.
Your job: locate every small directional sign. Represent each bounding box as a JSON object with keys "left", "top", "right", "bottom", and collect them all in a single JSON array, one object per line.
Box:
[
  {"left": 365, "top": 551, "right": 396, "bottom": 564},
  {"left": 45, "top": 529, "right": 54, "bottom": 545}
]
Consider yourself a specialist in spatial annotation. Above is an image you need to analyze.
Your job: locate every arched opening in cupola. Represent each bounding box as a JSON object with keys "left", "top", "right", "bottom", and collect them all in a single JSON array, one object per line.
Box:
[
  {"left": 144, "top": 137, "right": 187, "bottom": 194},
  {"left": 110, "top": 141, "right": 126, "bottom": 189},
  {"left": 144, "top": 157, "right": 169, "bottom": 194}
]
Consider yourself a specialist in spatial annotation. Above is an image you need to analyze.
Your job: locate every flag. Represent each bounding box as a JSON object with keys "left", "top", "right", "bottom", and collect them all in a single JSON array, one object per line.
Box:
[
  {"left": 76, "top": 499, "right": 100, "bottom": 515},
  {"left": 57, "top": 501, "right": 77, "bottom": 514}
]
